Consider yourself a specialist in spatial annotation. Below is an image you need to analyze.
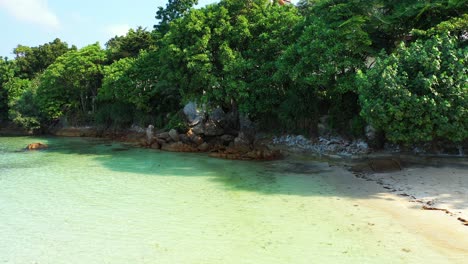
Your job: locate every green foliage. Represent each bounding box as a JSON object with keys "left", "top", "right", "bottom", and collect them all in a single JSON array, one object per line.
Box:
[
  {"left": 13, "top": 38, "right": 76, "bottom": 79},
  {"left": 165, "top": 111, "right": 188, "bottom": 132},
  {"left": 277, "top": 0, "right": 372, "bottom": 133},
  {"left": 0, "top": 57, "right": 15, "bottom": 123},
  {"left": 36, "top": 44, "right": 106, "bottom": 124},
  {"left": 106, "top": 27, "right": 156, "bottom": 62},
  {"left": 98, "top": 50, "right": 180, "bottom": 128},
  {"left": 358, "top": 31, "right": 467, "bottom": 144},
  {"left": 94, "top": 101, "right": 135, "bottom": 129},
  {"left": 155, "top": 0, "right": 198, "bottom": 34},
  {"left": 159, "top": 0, "right": 301, "bottom": 119},
  {"left": 4, "top": 77, "right": 41, "bottom": 130}
]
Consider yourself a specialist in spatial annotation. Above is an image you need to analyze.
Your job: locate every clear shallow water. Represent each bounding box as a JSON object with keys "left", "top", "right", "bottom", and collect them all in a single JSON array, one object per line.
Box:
[{"left": 0, "top": 136, "right": 462, "bottom": 263}]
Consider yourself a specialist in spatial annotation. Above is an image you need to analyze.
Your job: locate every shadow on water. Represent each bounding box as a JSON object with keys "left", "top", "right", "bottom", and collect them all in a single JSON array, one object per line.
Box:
[{"left": 3, "top": 136, "right": 468, "bottom": 203}]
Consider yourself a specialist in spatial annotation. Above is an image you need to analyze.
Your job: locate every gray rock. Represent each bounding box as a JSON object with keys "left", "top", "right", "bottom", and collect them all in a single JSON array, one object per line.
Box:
[
  {"left": 183, "top": 102, "right": 199, "bottom": 123},
  {"left": 168, "top": 129, "right": 180, "bottom": 142},
  {"left": 209, "top": 107, "right": 226, "bottom": 123},
  {"left": 146, "top": 125, "right": 154, "bottom": 144},
  {"left": 184, "top": 102, "right": 206, "bottom": 126},
  {"left": 365, "top": 125, "right": 376, "bottom": 141},
  {"left": 204, "top": 120, "right": 224, "bottom": 136},
  {"left": 157, "top": 132, "right": 171, "bottom": 141},
  {"left": 198, "top": 142, "right": 210, "bottom": 152},
  {"left": 179, "top": 134, "right": 190, "bottom": 144},
  {"left": 238, "top": 115, "right": 255, "bottom": 144},
  {"left": 188, "top": 133, "right": 204, "bottom": 146},
  {"left": 221, "top": 134, "right": 235, "bottom": 143}
]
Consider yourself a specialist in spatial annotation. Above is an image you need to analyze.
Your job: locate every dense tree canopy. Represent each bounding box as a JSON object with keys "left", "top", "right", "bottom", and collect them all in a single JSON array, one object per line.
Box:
[
  {"left": 358, "top": 29, "right": 467, "bottom": 144},
  {"left": 1, "top": 0, "right": 465, "bottom": 145},
  {"left": 13, "top": 38, "right": 76, "bottom": 79},
  {"left": 36, "top": 44, "right": 106, "bottom": 125},
  {"left": 106, "top": 27, "right": 156, "bottom": 62}
]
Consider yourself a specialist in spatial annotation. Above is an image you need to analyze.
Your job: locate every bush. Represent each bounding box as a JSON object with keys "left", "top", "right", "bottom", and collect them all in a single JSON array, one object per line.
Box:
[{"left": 358, "top": 31, "right": 467, "bottom": 144}]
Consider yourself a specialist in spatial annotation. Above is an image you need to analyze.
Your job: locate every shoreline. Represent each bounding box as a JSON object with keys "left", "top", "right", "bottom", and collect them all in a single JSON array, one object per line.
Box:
[
  {"left": 2, "top": 133, "right": 468, "bottom": 259},
  {"left": 3, "top": 130, "right": 468, "bottom": 235}
]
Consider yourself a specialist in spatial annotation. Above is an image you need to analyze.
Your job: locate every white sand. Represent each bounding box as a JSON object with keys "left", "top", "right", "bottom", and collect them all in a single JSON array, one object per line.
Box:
[
  {"left": 365, "top": 165, "right": 468, "bottom": 221},
  {"left": 327, "top": 165, "right": 468, "bottom": 259}
]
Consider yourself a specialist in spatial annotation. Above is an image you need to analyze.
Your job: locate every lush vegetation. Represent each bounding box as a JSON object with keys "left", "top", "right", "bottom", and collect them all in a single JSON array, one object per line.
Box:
[{"left": 0, "top": 0, "right": 466, "bottom": 146}]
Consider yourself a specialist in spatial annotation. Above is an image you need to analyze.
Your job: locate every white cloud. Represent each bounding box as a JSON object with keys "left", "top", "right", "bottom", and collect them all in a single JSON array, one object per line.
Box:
[
  {"left": 106, "top": 24, "right": 131, "bottom": 37},
  {"left": 0, "top": 0, "right": 60, "bottom": 30}
]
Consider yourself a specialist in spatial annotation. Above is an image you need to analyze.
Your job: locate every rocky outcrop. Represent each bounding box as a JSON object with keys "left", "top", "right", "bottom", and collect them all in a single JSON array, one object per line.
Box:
[{"left": 26, "top": 143, "right": 48, "bottom": 150}]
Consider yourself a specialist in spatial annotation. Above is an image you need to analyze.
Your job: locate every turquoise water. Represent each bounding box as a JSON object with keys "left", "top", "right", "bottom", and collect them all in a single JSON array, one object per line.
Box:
[{"left": 0, "top": 137, "right": 463, "bottom": 263}]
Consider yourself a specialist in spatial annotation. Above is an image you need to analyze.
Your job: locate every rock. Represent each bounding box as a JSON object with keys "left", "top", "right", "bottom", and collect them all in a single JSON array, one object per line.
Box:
[
  {"left": 210, "top": 145, "right": 281, "bottom": 161},
  {"left": 209, "top": 107, "right": 226, "bottom": 123},
  {"left": 234, "top": 132, "right": 252, "bottom": 148},
  {"left": 146, "top": 125, "right": 154, "bottom": 144},
  {"left": 191, "top": 122, "right": 205, "bottom": 135},
  {"left": 365, "top": 125, "right": 385, "bottom": 149},
  {"left": 238, "top": 115, "right": 255, "bottom": 144},
  {"left": 27, "top": 143, "right": 48, "bottom": 150},
  {"left": 168, "top": 129, "right": 180, "bottom": 142},
  {"left": 198, "top": 142, "right": 210, "bottom": 152},
  {"left": 179, "top": 134, "right": 190, "bottom": 144},
  {"left": 150, "top": 142, "right": 160, "bottom": 149},
  {"left": 204, "top": 120, "right": 224, "bottom": 136},
  {"left": 365, "top": 125, "right": 376, "bottom": 141},
  {"left": 130, "top": 124, "right": 145, "bottom": 133},
  {"left": 156, "top": 138, "right": 167, "bottom": 145},
  {"left": 156, "top": 132, "right": 171, "bottom": 141},
  {"left": 220, "top": 134, "right": 235, "bottom": 144},
  {"left": 187, "top": 130, "right": 204, "bottom": 146},
  {"left": 54, "top": 127, "right": 97, "bottom": 137},
  {"left": 183, "top": 102, "right": 205, "bottom": 125},
  {"left": 161, "top": 142, "right": 198, "bottom": 152}
]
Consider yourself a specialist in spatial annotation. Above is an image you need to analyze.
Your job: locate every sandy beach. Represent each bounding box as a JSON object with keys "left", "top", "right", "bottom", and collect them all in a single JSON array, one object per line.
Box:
[{"left": 332, "top": 156, "right": 468, "bottom": 258}]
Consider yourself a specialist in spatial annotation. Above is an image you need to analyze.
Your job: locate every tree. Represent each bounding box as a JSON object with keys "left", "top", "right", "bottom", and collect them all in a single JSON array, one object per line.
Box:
[
  {"left": 36, "top": 44, "right": 106, "bottom": 124},
  {"left": 277, "top": 0, "right": 372, "bottom": 134},
  {"left": 358, "top": 30, "right": 467, "bottom": 144},
  {"left": 13, "top": 38, "right": 76, "bottom": 79},
  {"left": 105, "top": 27, "right": 156, "bottom": 62},
  {"left": 158, "top": 0, "right": 301, "bottom": 118},
  {"left": 4, "top": 77, "right": 41, "bottom": 130},
  {"left": 97, "top": 49, "right": 181, "bottom": 128},
  {"left": 0, "top": 57, "right": 15, "bottom": 123},
  {"left": 155, "top": 0, "right": 199, "bottom": 34}
]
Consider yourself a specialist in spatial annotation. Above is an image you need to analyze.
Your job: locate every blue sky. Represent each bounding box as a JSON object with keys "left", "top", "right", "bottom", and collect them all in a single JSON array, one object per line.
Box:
[{"left": 0, "top": 0, "right": 298, "bottom": 59}]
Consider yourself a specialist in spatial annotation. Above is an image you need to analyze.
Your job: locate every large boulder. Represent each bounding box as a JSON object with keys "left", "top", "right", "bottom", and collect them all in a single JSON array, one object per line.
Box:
[
  {"left": 183, "top": 102, "right": 204, "bottom": 125},
  {"left": 168, "top": 129, "right": 180, "bottom": 142},
  {"left": 238, "top": 115, "right": 255, "bottom": 144},
  {"left": 209, "top": 107, "right": 226, "bottom": 124},
  {"left": 26, "top": 143, "right": 48, "bottom": 150},
  {"left": 156, "top": 132, "right": 171, "bottom": 141},
  {"left": 204, "top": 120, "right": 224, "bottom": 136}
]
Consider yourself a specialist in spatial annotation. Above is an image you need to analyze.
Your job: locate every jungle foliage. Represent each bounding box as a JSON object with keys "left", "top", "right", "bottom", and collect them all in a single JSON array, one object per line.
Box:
[{"left": 0, "top": 0, "right": 466, "bottom": 145}]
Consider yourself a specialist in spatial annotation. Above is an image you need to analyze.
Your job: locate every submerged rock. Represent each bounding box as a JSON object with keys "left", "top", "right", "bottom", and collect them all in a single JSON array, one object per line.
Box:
[
  {"left": 26, "top": 143, "right": 48, "bottom": 150},
  {"left": 161, "top": 142, "right": 198, "bottom": 152}
]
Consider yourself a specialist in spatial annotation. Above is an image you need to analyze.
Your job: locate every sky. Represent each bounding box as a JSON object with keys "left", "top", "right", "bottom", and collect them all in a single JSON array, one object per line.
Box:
[{"left": 0, "top": 0, "right": 299, "bottom": 59}]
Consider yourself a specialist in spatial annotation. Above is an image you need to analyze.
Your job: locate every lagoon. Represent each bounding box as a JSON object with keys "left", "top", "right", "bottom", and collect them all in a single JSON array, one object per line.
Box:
[{"left": 0, "top": 137, "right": 465, "bottom": 264}]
